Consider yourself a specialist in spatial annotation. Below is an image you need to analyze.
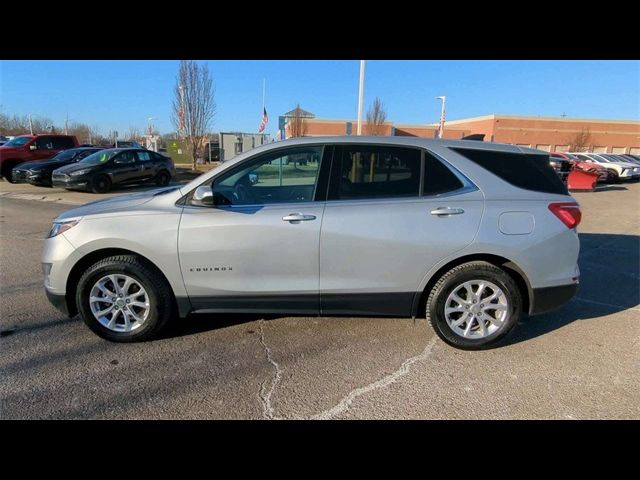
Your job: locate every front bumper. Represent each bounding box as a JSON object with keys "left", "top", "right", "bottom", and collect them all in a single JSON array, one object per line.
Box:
[
  {"left": 529, "top": 283, "right": 578, "bottom": 315},
  {"left": 11, "top": 169, "right": 30, "bottom": 183},
  {"left": 45, "top": 289, "right": 71, "bottom": 317},
  {"left": 52, "top": 173, "right": 90, "bottom": 190},
  {"left": 27, "top": 171, "right": 52, "bottom": 186}
]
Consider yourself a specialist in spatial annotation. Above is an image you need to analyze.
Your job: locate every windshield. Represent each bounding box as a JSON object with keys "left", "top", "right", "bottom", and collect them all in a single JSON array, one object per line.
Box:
[
  {"left": 3, "top": 136, "right": 32, "bottom": 147},
  {"left": 79, "top": 149, "right": 119, "bottom": 165},
  {"left": 51, "top": 150, "right": 79, "bottom": 161}
]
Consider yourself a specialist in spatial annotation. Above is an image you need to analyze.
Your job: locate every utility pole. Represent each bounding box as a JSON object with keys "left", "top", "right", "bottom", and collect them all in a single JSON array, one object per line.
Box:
[
  {"left": 29, "top": 114, "right": 34, "bottom": 135},
  {"left": 357, "top": 60, "right": 365, "bottom": 135},
  {"left": 435, "top": 96, "right": 446, "bottom": 139}
]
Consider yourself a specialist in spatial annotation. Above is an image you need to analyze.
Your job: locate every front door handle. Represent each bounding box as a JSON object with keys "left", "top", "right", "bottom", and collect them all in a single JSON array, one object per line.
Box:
[
  {"left": 430, "top": 207, "right": 465, "bottom": 216},
  {"left": 282, "top": 213, "right": 316, "bottom": 223}
]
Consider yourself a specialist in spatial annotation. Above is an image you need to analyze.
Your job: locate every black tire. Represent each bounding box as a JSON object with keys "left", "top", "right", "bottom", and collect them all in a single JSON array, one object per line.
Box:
[
  {"left": 155, "top": 170, "right": 171, "bottom": 186},
  {"left": 76, "top": 255, "right": 176, "bottom": 342},
  {"left": 426, "top": 261, "right": 522, "bottom": 350},
  {"left": 91, "top": 175, "right": 111, "bottom": 193},
  {"left": 606, "top": 169, "right": 620, "bottom": 184},
  {"left": 1, "top": 161, "right": 19, "bottom": 183}
]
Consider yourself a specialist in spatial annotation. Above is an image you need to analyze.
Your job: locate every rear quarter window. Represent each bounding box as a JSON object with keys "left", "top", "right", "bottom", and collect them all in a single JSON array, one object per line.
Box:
[{"left": 450, "top": 147, "right": 568, "bottom": 195}]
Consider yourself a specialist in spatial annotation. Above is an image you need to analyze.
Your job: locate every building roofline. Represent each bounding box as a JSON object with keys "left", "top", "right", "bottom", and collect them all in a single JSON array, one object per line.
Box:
[{"left": 445, "top": 114, "right": 640, "bottom": 125}]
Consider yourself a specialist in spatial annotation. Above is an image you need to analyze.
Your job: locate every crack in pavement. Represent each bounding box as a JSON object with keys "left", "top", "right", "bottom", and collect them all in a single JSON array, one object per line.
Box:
[
  {"left": 258, "top": 319, "right": 284, "bottom": 420},
  {"left": 311, "top": 332, "right": 438, "bottom": 420}
]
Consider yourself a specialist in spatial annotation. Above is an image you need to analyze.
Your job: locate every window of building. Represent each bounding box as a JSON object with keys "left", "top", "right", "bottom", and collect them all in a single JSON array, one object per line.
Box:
[
  {"left": 535, "top": 144, "right": 551, "bottom": 152},
  {"left": 554, "top": 145, "right": 570, "bottom": 152},
  {"left": 593, "top": 146, "right": 608, "bottom": 153},
  {"left": 328, "top": 146, "right": 421, "bottom": 201},
  {"left": 611, "top": 147, "right": 627, "bottom": 154},
  {"left": 234, "top": 137, "right": 243, "bottom": 155}
]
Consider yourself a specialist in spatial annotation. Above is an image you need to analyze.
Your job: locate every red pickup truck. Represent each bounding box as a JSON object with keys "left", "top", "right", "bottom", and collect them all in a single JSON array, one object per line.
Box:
[{"left": 0, "top": 134, "right": 79, "bottom": 182}]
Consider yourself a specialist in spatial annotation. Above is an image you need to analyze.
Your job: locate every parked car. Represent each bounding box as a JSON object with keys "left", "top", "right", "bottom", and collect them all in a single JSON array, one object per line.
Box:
[
  {"left": 43, "top": 137, "right": 581, "bottom": 349},
  {"left": 52, "top": 148, "right": 175, "bottom": 193},
  {"left": 567, "top": 152, "right": 640, "bottom": 183},
  {"left": 11, "top": 147, "right": 104, "bottom": 186},
  {"left": 548, "top": 153, "right": 573, "bottom": 182},
  {"left": 553, "top": 152, "right": 611, "bottom": 183},
  {"left": 0, "top": 134, "right": 79, "bottom": 182},
  {"left": 605, "top": 154, "right": 640, "bottom": 166}
]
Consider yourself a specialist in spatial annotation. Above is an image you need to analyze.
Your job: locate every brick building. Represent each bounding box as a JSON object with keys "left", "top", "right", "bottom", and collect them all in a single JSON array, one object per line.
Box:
[{"left": 289, "top": 112, "right": 640, "bottom": 154}]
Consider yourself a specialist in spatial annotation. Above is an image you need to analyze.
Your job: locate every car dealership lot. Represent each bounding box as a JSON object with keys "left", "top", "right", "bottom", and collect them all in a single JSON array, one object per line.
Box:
[{"left": 0, "top": 182, "right": 638, "bottom": 419}]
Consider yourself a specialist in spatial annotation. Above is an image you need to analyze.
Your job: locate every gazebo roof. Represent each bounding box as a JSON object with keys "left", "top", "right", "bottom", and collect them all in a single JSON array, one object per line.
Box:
[{"left": 283, "top": 107, "right": 315, "bottom": 118}]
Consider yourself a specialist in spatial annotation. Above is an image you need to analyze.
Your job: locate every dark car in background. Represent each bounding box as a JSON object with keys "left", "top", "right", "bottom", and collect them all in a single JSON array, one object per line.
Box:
[
  {"left": 11, "top": 147, "right": 104, "bottom": 186},
  {"left": 52, "top": 148, "right": 175, "bottom": 193}
]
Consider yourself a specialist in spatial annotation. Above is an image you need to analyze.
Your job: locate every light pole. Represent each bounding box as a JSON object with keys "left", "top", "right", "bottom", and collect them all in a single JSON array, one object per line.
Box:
[
  {"left": 28, "top": 114, "right": 34, "bottom": 135},
  {"left": 357, "top": 60, "right": 365, "bottom": 135},
  {"left": 435, "top": 96, "right": 446, "bottom": 139}
]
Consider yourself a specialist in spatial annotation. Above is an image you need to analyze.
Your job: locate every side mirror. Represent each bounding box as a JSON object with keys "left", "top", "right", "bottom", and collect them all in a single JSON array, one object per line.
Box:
[
  {"left": 192, "top": 185, "right": 214, "bottom": 206},
  {"left": 29, "top": 145, "right": 38, "bottom": 151}
]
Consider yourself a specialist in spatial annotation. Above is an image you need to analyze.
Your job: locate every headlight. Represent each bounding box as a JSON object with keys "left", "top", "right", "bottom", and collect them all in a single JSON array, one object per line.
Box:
[
  {"left": 70, "top": 169, "right": 90, "bottom": 176},
  {"left": 48, "top": 219, "right": 80, "bottom": 238}
]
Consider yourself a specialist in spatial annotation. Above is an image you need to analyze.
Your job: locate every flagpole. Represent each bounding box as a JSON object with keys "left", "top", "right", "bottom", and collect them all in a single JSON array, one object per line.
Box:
[{"left": 262, "top": 78, "right": 266, "bottom": 111}]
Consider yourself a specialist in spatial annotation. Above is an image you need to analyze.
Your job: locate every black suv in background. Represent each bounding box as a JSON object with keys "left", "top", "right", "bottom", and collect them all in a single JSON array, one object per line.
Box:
[
  {"left": 52, "top": 148, "right": 175, "bottom": 193},
  {"left": 12, "top": 147, "right": 104, "bottom": 186}
]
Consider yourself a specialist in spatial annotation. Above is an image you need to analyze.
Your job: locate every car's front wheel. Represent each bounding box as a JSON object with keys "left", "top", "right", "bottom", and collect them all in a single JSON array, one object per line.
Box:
[
  {"left": 76, "top": 255, "right": 175, "bottom": 342},
  {"left": 91, "top": 175, "right": 112, "bottom": 193},
  {"left": 155, "top": 170, "right": 171, "bottom": 186},
  {"left": 426, "top": 261, "right": 521, "bottom": 350}
]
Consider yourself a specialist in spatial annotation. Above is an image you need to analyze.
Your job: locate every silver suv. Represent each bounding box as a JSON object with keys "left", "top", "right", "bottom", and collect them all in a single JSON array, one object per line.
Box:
[{"left": 42, "top": 137, "right": 581, "bottom": 349}]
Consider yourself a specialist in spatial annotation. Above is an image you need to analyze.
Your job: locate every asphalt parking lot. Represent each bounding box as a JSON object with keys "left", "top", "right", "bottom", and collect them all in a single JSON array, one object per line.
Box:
[{"left": 0, "top": 180, "right": 638, "bottom": 419}]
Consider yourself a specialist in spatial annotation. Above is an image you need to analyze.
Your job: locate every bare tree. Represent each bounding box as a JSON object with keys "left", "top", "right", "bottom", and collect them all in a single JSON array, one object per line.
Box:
[
  {"left": 171, "top": 60, "right": 217, "bottom": 169},
  {"left": 567, "top": 128, "right": 592, "bottom": 152},
  {"left": 288, "top": 104, "right": 308, "bottom": 138},
  {"left": 127, "top": 125, "right": 141, "bottom": 142},
  {"left": 365, "top": 97, "right": 387, "bottom": 136}
]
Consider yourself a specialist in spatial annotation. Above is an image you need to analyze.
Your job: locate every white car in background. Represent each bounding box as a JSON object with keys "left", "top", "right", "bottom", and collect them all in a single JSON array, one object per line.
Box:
[{"left": 567, "top": 152, "right": 640, "bottom": 183}]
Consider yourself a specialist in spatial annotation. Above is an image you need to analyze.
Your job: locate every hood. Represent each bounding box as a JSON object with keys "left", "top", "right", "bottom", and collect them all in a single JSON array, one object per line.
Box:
[
  {"left": 54, "top": 162, "right": 97, "bottom": 174},
  {"left": 55, "top": 186, "right": 183, "bottom": 221},
  {"left": 18, "top": 158, "right": 68, "bottom": 170},
  {"left": 617, "top": 162, "right": 639, "bottom": 169}
]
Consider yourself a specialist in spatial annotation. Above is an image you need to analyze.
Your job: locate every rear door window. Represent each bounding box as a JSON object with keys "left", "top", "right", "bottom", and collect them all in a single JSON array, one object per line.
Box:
[
  {"left": 423, "top": 153, "right": 464, "bottom": 196},
  {"left": 451, "top": 147, "right": 568, "bottom": 195},
  {"left": 51, "top": 137, "right": 75, "bottom": 149},
  {"left": 328, "top": 145, "right": 421, "bottom": 200}
]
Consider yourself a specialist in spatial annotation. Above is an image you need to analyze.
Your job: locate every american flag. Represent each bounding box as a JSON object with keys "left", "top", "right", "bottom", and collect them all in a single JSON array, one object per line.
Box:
[{"left": 258, "top": 107, "right": 268, "bottom": 133}]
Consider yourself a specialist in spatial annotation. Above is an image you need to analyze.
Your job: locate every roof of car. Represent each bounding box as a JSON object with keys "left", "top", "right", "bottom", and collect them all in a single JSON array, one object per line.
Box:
[{"left": 261, "top": 136, "right": 545, "bottom": 155}]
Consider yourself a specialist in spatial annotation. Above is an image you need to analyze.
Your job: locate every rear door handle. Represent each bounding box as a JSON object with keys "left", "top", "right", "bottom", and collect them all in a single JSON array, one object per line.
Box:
[
  {"left": 282, "top": 213, "right": 316, "bottom": 222},
  {"left": 430, "top": 207, "right": 465, "bottom": 216}
]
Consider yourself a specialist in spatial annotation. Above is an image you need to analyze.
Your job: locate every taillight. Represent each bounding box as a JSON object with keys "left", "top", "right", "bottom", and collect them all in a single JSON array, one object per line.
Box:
[{"left": 548, "top": 202, "right": 581, "bottom": 229}]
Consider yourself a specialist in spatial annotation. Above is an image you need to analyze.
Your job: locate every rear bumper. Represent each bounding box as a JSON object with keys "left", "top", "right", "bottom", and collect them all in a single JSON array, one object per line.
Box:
[
  {"left": 529, "top": 283, "right": 578, "bottom": 315},
  {"left": 45, "top": 289, "right": 70, "bottom": 317}
]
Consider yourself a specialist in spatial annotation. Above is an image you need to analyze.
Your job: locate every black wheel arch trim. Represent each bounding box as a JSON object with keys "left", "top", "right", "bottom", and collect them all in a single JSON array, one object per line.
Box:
[{"left": 410, "top": 254, "right": 535, "bottom": 318}]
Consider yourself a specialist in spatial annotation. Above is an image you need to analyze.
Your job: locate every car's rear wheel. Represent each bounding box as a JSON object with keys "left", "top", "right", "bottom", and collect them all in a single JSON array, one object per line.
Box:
[
  {"left": 426, "top": 261, "right": 521, "bottom": 350},
  {"left": 91, "top": 175, "right": 111, "bottom": 193},
  {"left": 76, "top": 255, "right": 175, "bottom": 342},
  {"left": 155, "top": 170, "right": 171, "bottom": 186}
]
